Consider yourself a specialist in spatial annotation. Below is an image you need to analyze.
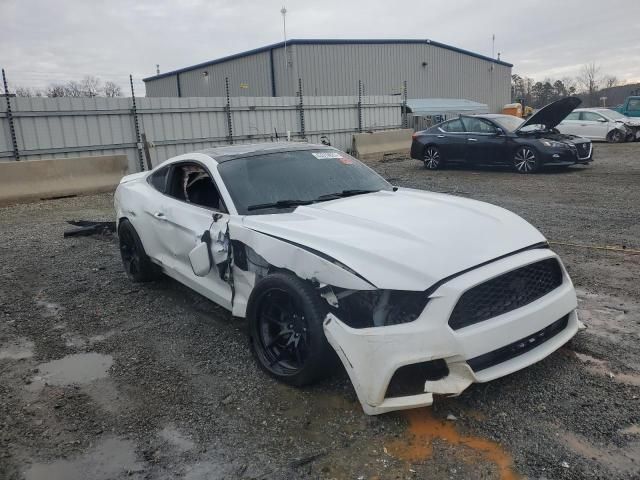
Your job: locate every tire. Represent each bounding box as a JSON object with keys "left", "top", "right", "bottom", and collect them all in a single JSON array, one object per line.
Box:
[
  {"left": 118, "top": 219, "right": 160, "bottom": 282},
  {"left": 423, "top": 146, "right": 442, "bottom": 170},
  {"left": 247, "top": 272, "right": 337, "bottom": 386},
  {"left": 513, "top": 146, "right": 539, "bottom": 173},
  {"left": 607, "top": 129, "right": 625, "bottom": 143}
]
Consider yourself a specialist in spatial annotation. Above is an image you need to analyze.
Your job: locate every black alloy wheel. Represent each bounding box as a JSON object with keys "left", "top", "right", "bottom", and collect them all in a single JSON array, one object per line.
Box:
[
  {"left": 118, "top": 219, "right": 159, "bottom": 282},
  {"left": 247, "top": 272, "right": 336, "bottom": 386}
]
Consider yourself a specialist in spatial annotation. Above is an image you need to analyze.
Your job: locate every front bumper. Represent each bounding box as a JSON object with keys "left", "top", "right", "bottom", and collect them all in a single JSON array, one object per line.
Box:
[
  {"left": 541, "top": 143, "right": 593, "bottom": 165},
  {"left": 323, "top": 248, "right": 579, "bottom": 415}
]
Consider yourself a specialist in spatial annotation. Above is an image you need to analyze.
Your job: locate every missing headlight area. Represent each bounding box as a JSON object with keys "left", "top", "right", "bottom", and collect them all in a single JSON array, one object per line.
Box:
[{"left": 326, "top": 289, "right": 430, "bottom": 328}]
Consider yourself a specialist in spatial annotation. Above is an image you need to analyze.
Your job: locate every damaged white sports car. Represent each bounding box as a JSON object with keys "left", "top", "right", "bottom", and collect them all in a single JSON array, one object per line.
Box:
[{"left": 114, "top": 143, "right": 581, "bottom": 415}]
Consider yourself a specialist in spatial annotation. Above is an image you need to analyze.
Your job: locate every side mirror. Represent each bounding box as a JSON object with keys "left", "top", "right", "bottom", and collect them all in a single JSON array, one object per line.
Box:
[
  {"left": 496, "top": 128, "right": 505, "bottom": 136},
  {"left": 598, "top": 118, "right": 607, "bottom": 122},
  {"left": 189, "top": 241, "right": 211, "bottom": 277}
]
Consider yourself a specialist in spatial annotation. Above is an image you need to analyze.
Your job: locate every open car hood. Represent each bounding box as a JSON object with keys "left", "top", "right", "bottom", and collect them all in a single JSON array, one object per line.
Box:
[{"left": 516, "top": 97, "right": 581, "bottom": 132}]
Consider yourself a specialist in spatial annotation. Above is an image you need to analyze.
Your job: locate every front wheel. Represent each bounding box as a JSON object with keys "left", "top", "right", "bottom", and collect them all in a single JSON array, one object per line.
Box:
[
  {"left": 607, "top": 129, "right": 625, "bottom": 143},
  {"left": 247, "top": 272, "right": 337, "bottom": 386},
  {"left": 423, "top": 146, "right": 442, "bottom": 170},
  {"left": 513, "top": 146, "right": 539, "bottom": 173}
]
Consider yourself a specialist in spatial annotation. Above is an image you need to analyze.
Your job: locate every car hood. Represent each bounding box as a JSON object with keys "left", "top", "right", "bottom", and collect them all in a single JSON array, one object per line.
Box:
[
  {"left": 517, "top": 97, "right": 582, "bottom": 132},
  {"left": 241, "top": 189, "right": 546, "bottom": 291}
]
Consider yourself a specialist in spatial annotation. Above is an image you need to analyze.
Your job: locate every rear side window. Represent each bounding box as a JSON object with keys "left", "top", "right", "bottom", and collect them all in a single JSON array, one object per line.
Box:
[
  {"left": 440, "top": 119, "right": 465, "bottom": 132},
  {"left": 148, "top": 166, "right": 169, "bottom": 193},
  {"left": 581, "top": 112, "right": 605, "bottom": 122}
]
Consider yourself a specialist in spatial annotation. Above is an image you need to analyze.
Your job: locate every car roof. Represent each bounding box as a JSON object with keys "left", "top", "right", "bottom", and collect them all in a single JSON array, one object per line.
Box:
[{"left": 197, "top": 142, "right": 334, "bottom": 163}]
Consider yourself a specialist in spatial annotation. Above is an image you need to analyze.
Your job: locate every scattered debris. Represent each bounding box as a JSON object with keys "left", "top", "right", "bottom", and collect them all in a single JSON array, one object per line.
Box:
[{"left": 63, "top": 220, "right": 116, "bottom": 238}]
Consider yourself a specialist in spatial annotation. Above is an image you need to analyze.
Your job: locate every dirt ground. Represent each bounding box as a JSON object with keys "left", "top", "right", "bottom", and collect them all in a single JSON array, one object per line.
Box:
[{"left": 1, "top": 143, "right": 639, "bottom": 480}]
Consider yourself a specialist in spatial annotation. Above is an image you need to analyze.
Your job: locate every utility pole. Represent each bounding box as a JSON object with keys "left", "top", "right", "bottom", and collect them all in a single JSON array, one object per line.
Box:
[{"left": 281, "top": 6, "right": 289, "bottom": 95}]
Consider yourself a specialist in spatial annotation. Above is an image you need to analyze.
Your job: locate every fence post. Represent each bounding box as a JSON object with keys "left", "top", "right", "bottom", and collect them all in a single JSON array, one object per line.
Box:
[
  {"left": 297, "top": 78, "right": 305, "bottom": 140},
  {"left": 2, "top": 69, "right": 20, "bottom": 161},
  {"left": 129, "top": 75, "right": 145, "bottom": 172},
  {"left": 402, "top": 80, "right": 408, "bottom": 129},
  {"left": 225, "top": 77, "right": 233, "bottom": 145},
  {"left": 357, "top": 80, "right": 363, "bottom": 133}
]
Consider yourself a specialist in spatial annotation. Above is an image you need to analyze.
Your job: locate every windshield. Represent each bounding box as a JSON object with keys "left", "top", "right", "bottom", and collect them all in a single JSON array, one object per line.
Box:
[
  {"left": 492, "top": 116, "right": 525, "bottom": 132},
  {"left": 597, "top": 109, "right": 625, "bottom": 120},
  {"left": 218, "top": 149, "right": 392, "bottom": 215}
]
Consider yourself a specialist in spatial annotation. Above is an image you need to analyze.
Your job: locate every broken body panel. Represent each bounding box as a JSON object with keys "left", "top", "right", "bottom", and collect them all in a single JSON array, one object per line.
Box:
[{"left": 114, "top": 144, "right": 580, "bottom": 415}]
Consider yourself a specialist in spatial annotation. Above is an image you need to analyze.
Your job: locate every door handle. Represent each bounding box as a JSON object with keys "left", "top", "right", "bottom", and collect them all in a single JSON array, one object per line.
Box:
[
  {"left": 153, "top": 211, "right": 166, "bottom": 220},
  {"left": 437, "top": 135, "right": 446, "bottom": 138},
  {"left": 467, "top": 138, "right": 478, "bottom": 141}
]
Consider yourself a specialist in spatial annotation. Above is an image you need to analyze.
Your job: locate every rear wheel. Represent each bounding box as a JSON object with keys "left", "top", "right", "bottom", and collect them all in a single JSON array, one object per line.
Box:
[
  {"left": 513, "top": 146, "right": 539, "bottom": 173},
  {"left": 247, "top": 272, "right": 336, "bottom": 386},
  {"left": 607, "top": 129, "right": 625, "bottom": 143},
  {"left": 118, "top": 219, "right": 160, "bottom": 282},
  {"left": 423, "top": 146, "right": 442, "bottom": 170}
]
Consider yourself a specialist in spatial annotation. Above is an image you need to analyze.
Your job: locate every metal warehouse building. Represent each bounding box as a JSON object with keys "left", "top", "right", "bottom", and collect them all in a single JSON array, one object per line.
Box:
[{"left": 143, "top": 39, "right": 512, "bottom": 112}]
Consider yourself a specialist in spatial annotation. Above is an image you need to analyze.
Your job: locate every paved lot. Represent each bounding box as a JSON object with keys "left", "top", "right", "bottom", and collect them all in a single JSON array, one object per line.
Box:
[{"left": 1, "top": 143, "right": 639, "bottom": 480}]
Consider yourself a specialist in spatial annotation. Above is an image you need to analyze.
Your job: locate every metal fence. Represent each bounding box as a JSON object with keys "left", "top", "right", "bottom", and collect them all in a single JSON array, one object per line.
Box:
[{"left": 0, "top": 92, "right": 403, "bottom": 172}]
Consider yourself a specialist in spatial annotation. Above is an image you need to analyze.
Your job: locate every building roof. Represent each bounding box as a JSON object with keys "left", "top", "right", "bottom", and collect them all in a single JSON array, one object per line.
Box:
[
  {"left": 407, "top": 98, "right": 489, "bottom": 116},
  {"left": 143, "top": 38, "right": 513, "bottom": 82}
]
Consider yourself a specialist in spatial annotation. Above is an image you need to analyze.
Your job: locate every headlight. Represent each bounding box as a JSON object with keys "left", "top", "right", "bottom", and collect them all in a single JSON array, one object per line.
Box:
[{"left": 542, "top": 140, "right": 565, "bottom": 148}]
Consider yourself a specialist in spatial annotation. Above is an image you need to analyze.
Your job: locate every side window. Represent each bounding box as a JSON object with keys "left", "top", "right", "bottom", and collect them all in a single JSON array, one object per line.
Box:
[
  {"left": 628, "top": 99, "right": 640, "bottom": 111},
  {"left": 166, "top": 162, "right": 227, "bottom": 212},
  {"left": 148, "top": 166, "right": 170, "bottom": 193},
  {"left": 581, "top": 112, "right": 605, "bottom": 122},
  {"left": 462, "top": 117, "right": 497, "bottom": 134},
  {"left": 441, "top": 119, "right": 465, "bottom": 133},
  {"left": 564, "top": 112, "right": 580, "bottom": 121}
]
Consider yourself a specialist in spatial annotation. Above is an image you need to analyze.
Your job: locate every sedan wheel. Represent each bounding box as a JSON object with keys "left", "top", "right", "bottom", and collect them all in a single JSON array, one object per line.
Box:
[
  {"left": 607, "top": 129, "right": 624, "bottom": 143},
  {"left": 423, "top": 146, "right": 441, "bottom": 170},
  {"left": 513, "top": 147, "right": 539, "bottom": 173}
]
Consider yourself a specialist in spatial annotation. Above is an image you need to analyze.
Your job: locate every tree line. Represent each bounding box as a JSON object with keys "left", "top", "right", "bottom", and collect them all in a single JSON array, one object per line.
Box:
[
  {"left": 7, "top": 76, "right": 123, "bottom": 98},
  {"left": 512, "top": 63, "right": 622, "bottom": 108}
]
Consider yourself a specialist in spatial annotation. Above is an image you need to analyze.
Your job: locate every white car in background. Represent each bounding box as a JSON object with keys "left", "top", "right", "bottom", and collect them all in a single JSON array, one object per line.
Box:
[
  {"left": 557, "top": 108, "right": 640, "bottom": 143},
  {"left": 114, "top": 143, "right": 581, "bottom": 415}
]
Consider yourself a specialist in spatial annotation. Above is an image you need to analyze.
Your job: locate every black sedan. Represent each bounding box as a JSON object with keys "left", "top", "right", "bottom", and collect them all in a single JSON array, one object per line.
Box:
[{"left": 410, "top": 97, "right": 593, "bottom": 173}]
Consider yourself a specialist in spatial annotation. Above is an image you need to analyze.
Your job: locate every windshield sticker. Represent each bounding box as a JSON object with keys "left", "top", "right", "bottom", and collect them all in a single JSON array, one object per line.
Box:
[
  {"left": 339, "top": 157, "right": 353, "bottom": 164},
  {"left": 312, "top": 152, "right": 344, "bottom": 159}
]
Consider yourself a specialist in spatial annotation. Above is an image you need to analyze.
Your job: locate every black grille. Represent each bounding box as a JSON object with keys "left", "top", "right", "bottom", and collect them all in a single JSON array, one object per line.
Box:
[
  {"left": 449, "top": 258, "right": 563, "bottom": 330},
  {"left": 576, "top": 142, "right": 591, "bottom": 159},
  {"left": 467, "top": 314, "right": 569, "bottom": 372},
  {"left": 385, "top": 360, "right": 449, "bottom": 398}
]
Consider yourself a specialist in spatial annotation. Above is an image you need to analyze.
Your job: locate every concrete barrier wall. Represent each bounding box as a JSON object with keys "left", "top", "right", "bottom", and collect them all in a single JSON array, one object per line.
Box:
[
  {"left": 0, "top": 155, "right": 128, "bottom": 206},
  {"left": 352, "top": 129, "right": 413, "bottom": 162}
]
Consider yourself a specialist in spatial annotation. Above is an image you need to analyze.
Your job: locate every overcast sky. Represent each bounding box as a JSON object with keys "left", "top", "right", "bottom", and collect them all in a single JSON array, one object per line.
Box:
[{"left": 2, "top": 0, "right": 639, "bottom": 95}]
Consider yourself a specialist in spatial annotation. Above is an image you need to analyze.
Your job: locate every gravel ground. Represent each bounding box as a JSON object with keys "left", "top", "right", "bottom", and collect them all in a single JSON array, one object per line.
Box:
[{"left": 1, "top": 143, "right": 639, "bottom": 480}]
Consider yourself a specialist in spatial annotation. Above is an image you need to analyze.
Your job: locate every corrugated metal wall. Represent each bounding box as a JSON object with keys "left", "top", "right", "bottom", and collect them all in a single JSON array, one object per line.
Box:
[
  {"left": 144, "top": 42, "right": 511, "bottom": 112},
  {"left": 0, "top": 95, "right": 401, "bottom": 172}
]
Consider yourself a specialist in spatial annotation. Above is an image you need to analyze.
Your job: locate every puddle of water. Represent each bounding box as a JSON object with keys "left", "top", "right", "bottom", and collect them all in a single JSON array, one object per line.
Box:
[
  {"left": 159, "top": 426, "right": 195, "bottom": 452},
  {"left": 386, "top": 408, "right": 519, "bottom": 480},
  {"left": 23, "top": 436, "right": 144, "bottom": 480},
  {"left": 0, "top": 337, "right": 34, "bottom": 360},
  {"left": 62, "top": 331, "right": 116, "bottom": 349},
  {"left": 574, "top": 352, "right": 640, "bottom": 386},
  {"left": 560, "top": 430, "right": 640, "bottom": 475},
  {"left": 35, "top": 295, "right": 64, "bottom": 319},
  {"left": 33, "top": 352, "right": 113, "bottom": 386},
  {"left": 576, "top": 289, "right": 638, "bottom": 343}
]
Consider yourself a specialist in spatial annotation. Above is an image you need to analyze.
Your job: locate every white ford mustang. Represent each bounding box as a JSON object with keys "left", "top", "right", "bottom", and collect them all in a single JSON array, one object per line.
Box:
[{"left": 114, "top": 142, "right": 581, "bottom": 415}]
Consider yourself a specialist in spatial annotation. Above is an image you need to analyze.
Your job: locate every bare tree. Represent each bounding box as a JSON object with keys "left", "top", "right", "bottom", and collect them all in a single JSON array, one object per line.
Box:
[
  {"left": 103, "top": 81, "right": 122, "bottom": 97},
  {"left": 80, "top": 75, "right": 102, "bottom": 97},
  {"left": 577, "top": 63, "right": 602, "bottom": 106},
  {"left": 604, "top": 76, "right": 618, "bottom": 89},
  {"left": 63, "top": 80, "right": 84, "bottom": 97},
  {"left": 15, "top": 86, "right": 34, "bottom": 97},
  {"left": 45, "top": 84, "right": 67, "bottom": 97}
]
